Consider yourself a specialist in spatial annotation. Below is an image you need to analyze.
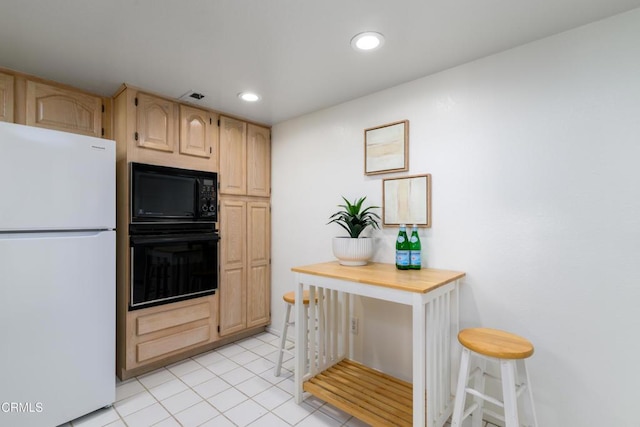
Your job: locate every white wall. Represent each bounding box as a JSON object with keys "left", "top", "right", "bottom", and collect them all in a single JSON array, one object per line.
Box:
[{"left": 271, "top": 8, "right": 640, "bottom": 426}]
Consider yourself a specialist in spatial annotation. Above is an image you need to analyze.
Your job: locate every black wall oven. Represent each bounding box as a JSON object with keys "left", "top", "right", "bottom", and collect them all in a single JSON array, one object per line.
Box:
[{"left": 129, "top": 163, "right": 219, "bottom": 311}]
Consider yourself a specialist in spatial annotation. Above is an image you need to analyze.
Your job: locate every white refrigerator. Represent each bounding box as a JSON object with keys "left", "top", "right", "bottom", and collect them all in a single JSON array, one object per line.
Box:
[{"left": 0, "top": 122, "right": 115, "bottom": 427}]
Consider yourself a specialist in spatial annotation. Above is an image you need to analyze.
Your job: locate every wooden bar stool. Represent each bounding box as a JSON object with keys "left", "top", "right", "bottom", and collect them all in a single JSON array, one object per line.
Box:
[
  {"left": 451, "top": 328, "right": 538, "bottom": 427},
  {"left": 274, "top": 290, "right": 311, "bottom": 377}
]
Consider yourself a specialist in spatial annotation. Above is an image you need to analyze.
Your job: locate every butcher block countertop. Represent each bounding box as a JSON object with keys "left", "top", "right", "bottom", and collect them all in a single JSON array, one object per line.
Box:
[{"left": 291, "top": 261, "right": 465, "bottom": 294}]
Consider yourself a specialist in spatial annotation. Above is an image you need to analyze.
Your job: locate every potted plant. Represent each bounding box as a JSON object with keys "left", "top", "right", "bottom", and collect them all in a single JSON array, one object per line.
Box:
[{"left": 327, "top": 196, "right": 381, "bottom": 266}]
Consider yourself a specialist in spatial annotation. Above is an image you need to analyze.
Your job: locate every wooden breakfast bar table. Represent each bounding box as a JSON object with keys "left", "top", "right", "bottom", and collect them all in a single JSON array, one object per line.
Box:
[{"left": 292, "top": 261, "right": 465, "bottom": 427}]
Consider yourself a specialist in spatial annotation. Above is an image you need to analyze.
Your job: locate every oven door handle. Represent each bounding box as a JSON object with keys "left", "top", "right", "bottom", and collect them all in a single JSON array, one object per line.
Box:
[{"left": 130, "top": 232, "right": 220, "bottom": 246}]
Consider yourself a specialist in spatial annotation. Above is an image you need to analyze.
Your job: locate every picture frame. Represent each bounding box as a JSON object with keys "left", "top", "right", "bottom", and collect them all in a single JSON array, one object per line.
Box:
[
  {"left": 382, "top": 174, "right": 432, "bottom": 227},
  {"left": 364, "top": 120, "right": 409, "bottom": 175}
]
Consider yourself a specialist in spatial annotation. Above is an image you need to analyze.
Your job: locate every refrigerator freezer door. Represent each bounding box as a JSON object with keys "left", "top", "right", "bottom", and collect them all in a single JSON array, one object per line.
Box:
[
  {"left": 0, "top": 230, "right": 115, "bottom": 427},
  {"left": 0, "top": 122, "right": 115, "bottom": 231}
]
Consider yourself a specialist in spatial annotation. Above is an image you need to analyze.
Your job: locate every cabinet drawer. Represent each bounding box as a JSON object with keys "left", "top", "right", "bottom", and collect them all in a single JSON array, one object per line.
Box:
[
  {"left": 137, "top": 325, "right": 210, "bottom": 362},
  {"left": 136, "top": 302, "right": 210, "bottom": 336}
]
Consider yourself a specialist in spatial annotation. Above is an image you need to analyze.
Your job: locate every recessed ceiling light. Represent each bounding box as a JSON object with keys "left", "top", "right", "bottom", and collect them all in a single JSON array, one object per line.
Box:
[
  {"left": 350, "top": 31, "right": 385, "bottom": 51},
  {"left": 238, "top": 92, "right": 261, "bottom": 102}
]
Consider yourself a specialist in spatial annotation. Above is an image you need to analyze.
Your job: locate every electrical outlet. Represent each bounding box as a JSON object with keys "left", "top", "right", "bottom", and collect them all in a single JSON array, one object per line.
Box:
[{"left": 350, "top": 317, "right": 359, "bottom": 334}]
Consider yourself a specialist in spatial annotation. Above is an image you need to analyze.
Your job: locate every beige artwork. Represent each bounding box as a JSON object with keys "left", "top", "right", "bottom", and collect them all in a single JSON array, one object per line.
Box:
[
  {"left": 365, "top": 120, "right": 408, "bottom": 175},
  {"left": 383, "top": 174, "right": 431, "bottom": 226}
]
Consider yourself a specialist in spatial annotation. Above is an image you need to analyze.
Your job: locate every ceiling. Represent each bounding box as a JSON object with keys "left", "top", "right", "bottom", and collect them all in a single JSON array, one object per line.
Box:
[{"left": 1, "top": 1, "right": 640, "bottom": 126}]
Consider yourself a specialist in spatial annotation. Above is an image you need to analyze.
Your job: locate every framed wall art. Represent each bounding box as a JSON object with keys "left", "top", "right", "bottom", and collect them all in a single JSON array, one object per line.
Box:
[
  {"left": 364, "top": 120, "right": 409, "bottom": 175},
  {"left": 382, "top": 174, "right": 431, "bottom": 227}
]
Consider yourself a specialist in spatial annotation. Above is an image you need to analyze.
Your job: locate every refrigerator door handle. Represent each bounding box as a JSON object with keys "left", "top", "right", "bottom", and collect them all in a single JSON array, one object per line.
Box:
[{"left": 0, "top": 230, "right": 111, "bottom": 240}]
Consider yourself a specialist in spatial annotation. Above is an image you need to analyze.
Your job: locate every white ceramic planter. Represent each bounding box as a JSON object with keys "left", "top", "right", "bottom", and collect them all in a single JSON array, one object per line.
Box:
[{"left": 332, "top": 237, "right": 374, "bottom": 266}]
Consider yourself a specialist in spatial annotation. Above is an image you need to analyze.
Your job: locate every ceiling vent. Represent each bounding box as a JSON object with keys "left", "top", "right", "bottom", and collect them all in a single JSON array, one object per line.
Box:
[{"left": 178, "top": 90, "right": 205, "bottom": 102}]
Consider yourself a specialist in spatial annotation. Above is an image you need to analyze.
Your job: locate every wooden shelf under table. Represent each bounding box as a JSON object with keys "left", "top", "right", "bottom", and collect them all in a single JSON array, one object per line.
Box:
[
  {"left": 303, "top": 359, "right": 415, "bottom": 427},
  {"left": 293, "top": 262, "right": 465, "bottom": 427}
]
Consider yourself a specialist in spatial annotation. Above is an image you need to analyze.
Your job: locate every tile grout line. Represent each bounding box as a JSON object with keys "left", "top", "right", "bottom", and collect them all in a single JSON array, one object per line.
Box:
[
  {"left": 71, "top": 332, "right": 502, "bottom": 427},
  {"left": 103, "top": 334, "right": 304, "bottom": 426}
]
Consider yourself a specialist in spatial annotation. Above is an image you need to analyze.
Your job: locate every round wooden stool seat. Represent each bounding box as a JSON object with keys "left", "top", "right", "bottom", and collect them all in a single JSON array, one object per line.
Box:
[
  {"left": 283, "top": 290, "right": 312, "bottom": 305},
  {"left": 458, "top": 327, "right": 534, "bottom": 360}
]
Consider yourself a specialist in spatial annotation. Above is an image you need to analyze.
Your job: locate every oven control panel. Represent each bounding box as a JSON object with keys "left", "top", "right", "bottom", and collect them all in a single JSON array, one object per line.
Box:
[{"left": 198, "top": 178, "right": 217, "bottom": 220}]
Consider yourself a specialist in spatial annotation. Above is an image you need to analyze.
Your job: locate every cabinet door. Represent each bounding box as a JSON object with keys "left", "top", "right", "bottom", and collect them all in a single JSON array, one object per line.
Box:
[
  {"left": 0, "top": 72, "right": 14, "bottom": 122},
  {"left": 219, "top": 116, "right": 247, "bottom": 195},
  {"left": 247, "top": 124, "right": 271, "bottom": 197},
  {"left": 246, "top": 200, "right": 271, "bottom": 328},
  {"left": 136, "top": 92, "right": 176, "bottom": 152},
  {"left": 26, "top": 81, "right": 102, "bottom": 137},
  {"left": 179, "top": 105, "right": 217, "bottom": 159},
  {"left": 219, "top": 199, "right": 247, "bottom": 335}
]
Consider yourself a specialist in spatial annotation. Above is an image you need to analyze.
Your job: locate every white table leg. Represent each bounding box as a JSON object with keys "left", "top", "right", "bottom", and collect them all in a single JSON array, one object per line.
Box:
[
  {"left": 308, "top": 286, "right": 317, "bottom": 376},
  {"left": 294, "top": 276, "right": 304, "bottom": 403},
  {"left": 413, "top": 293, "right": 427, "bottom": 427}
]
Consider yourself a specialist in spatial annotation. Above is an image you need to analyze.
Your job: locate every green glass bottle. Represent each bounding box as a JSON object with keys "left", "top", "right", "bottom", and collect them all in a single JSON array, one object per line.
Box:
[
  {"left": 396, "top": 224, "right": 410, "bottom": 270},
  {"left": 409, "top": 224, "right": 422, "bottom": 270}
]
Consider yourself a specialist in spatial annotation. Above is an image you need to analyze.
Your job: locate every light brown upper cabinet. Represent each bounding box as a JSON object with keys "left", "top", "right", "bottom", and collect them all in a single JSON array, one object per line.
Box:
[
  {"left": 0, "top": 72, "right": 14, "bottom": 122},
  {"left": 113, "top": 86, "right": 216, "bottom": 172},
  {"left": 179, "top": 104, "right": 218, "bottom": 161},
  {"left": 219, "top": 116, "right": 247, "bottom": 195},
  {"left": 135, "top": 92, "right": 176, "bottom": 153},
  {"left": 247, "top": 124, "right": 271, "bottom": 197},
  {"left": 219, "top": 116, "right": 270, "bottom": 196},
  {"left": 26, "top": 80, "right": 102, "bottom": 137}
]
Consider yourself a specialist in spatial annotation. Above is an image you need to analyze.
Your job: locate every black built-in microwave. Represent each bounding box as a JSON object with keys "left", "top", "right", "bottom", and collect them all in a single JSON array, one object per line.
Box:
[{"left": 130, "top": 162, "right": 218, "bottom": 223}]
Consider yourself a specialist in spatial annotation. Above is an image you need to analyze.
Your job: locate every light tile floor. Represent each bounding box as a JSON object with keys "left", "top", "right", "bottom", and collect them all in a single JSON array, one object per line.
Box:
[{"left": 62, "top": 331, "right": 499, "bottom": 427}]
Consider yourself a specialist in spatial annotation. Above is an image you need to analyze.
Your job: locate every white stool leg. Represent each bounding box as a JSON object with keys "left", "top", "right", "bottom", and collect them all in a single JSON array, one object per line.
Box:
[
  {"left": 500, "top": 359, "right": 519, "bottom": 427},
  {"left": 517, "top": 359, "right": 538, "bottom": 427},
  {"left": 451, "top": 347, "right": 472, "bottom": 427},
  {"left": 470, "top": 356, "right": 486, "bottom": 427},
  {"left": 274, "top": 302, "right": 292, "bottom": 377}
]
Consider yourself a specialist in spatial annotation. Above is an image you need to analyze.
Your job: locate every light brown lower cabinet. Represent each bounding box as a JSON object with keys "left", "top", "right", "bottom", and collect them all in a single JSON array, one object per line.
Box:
[
  {"left": 219, "top": 197, "right": 271, "bottom": 336},
  {"left": 120, "top": 294, "right": 219, "bottom": 379},
  {"left": 246, "top": 200, "right": 271, "bottom": 327}
]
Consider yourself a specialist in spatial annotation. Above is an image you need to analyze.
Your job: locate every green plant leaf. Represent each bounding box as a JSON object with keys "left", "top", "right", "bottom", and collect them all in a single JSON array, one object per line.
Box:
[{"left": 327, "top": 195, "right": 380, "bottom": 237}]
